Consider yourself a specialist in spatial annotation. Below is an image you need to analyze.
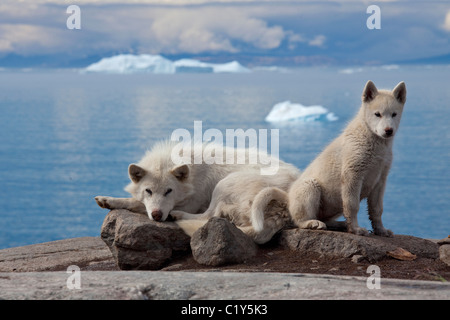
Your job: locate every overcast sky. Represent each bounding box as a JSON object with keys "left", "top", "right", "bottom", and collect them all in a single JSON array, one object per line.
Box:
[{"left": 0, "top": 0, "right": 449, "bottom": 66}]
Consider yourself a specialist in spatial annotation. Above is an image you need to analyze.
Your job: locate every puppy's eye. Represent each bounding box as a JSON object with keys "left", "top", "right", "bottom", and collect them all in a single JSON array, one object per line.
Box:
[
  {"left": 374, "top": 112, "right": 381, "bottom": 118},
  {"left": 164, "top": 188, "right": 172, "bottom": 196},
  {"left": 145, "top": 189, "right": 152, "bottom": 195},
  {"left": 392, "top": 112, "right": 397, "bottom": 117}
]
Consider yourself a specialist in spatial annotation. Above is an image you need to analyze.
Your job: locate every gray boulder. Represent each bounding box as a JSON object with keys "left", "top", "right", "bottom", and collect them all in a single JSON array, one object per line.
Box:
[
  {"left": 0, "top": 237, "right": 114, "bottom": 272},
  {"left": 439, "top": 245, "right": 450, "bottom": 267},
  {"left": 190, "top": 217, "right": 258, "bottom": 266},
  {"left": 437, "top": 236, "right": 450, "bottom": 267},
  {"left": 280, "top": 228, "right": 439, "bottom": 262},
  {"left": 101, "top": 209, "right": 191, "bottom": 270}
]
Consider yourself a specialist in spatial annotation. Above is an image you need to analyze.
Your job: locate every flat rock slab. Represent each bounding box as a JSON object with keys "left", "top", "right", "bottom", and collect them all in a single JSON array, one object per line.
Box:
[
  {"left": 1, "top": 271, "right": 449, "bottom": 300},
  {"left": 0, "top": 237, "right": 114, "bottom": 272},
  {"left": 191, "top": 217, "right": 258, "bottom": 266},
  {"left": 101, "top": 209, "right": 191, "bottom": 270},
  {"left": 280, "top": 229, "right": 439, "bottom": 262}
]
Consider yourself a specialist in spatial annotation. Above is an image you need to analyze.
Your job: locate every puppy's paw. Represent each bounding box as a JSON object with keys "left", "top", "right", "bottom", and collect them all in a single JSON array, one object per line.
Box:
[
  {"left": 374, "top": 227, "right": 393, "bottom": 237},
  {"left": 95, "top": 196, "right": 113, "bottom": 209},
  {"left": 350, "top": 227, "right": 369, "bottom": 236},
  {"left": 299, "top": 219, "right": 327, "bottom": 230},
  {"left": 309, "top": 220, "right": 327, "bottom": 230}
]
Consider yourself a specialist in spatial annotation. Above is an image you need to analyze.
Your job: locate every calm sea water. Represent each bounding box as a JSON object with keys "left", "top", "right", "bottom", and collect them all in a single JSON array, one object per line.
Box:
[{"left": 0, "top": 66, "right": 449, "bottom": 249}]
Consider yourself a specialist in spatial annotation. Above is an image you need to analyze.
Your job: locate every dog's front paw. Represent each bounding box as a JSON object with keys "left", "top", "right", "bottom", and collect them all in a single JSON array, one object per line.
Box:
[
  {"left": 95, "top": 196, "right": 113, "bottom": 209},
  {"left": 349, "top": 227, "right": 369, "bottom": 236},
  {"left": 308, "top": 220, "right": 327, "bottom": 230},
  {"left": 299, "top": 219, "right": 327, "bottom": 230},
  {"left": 374, "top": 227, "right": 393, "bottom": 237}
]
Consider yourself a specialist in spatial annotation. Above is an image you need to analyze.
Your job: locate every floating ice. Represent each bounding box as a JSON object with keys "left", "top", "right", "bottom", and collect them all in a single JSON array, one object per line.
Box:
[
  {"left": 85, "top": 54, "right": 250, "bottom": 74},
  {"left": 173, "top": 59, "right": 213, "bottom": 73},
  {"left": 85, "top": 54, "right": 175, "bottom": 74},
  {"left": 265, "top": 101, "right": 338, "bottom": 123},
  {"left": 252, "top": 66, "right": 292, "bottom": 73},
  {"left": 207, "top": 61, "right": 250, "bottom": 73}
]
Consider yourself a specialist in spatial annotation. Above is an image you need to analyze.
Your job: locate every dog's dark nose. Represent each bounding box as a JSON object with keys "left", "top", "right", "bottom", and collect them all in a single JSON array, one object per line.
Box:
[
  {"left": 151, "top": 210, "right": 163, "bottom": 221},
  {"left": 384, "top": 128, "right": 393, "bottom": 136}
]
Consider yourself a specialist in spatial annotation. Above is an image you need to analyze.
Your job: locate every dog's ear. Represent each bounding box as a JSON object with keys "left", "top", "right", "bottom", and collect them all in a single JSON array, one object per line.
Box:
[
  {"left": 362, "top": 80, "right": 378, "bottom": 103},
  {"left": 392, "top": 81, "right": 406, "bottom": 104},
  {"left": 129, "top": 164, "right": 146, "bottom": 183},
  {"left": 171, "top": 164, "right": 189, "bottom": 181}
]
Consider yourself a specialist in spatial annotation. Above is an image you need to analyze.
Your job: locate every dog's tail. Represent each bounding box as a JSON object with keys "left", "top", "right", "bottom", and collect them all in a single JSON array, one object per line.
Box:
[
  {"left": 251, "top": 187, "right": 288, "bottom": 233},
  {"left": 175, "top": 219, "right": 208, "bottom": 237}
]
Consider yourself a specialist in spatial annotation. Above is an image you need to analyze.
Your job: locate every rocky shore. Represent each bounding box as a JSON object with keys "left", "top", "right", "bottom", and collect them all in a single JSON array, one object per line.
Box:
[{"left": 0, "top": 209, "right": 449, "bottom": 300}]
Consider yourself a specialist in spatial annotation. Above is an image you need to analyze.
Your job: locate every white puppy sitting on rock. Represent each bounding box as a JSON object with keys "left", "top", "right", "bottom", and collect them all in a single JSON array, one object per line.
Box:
[{"left": 288, "top": 80, "right": 407, "bottom": 236}]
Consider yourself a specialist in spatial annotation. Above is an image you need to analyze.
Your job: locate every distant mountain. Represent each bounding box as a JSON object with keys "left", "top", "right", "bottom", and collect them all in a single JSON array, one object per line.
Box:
[
  {"left": 0, "top": 52, "right": 448, "bottom": 69},
  {"left": 0, "top": 53, "right": 106, "bottom": 68}
]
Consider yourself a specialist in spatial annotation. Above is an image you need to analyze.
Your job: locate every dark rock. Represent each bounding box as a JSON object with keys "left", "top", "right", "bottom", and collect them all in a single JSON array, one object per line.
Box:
[
  {"left": 279, "top": 228, "right": 439, "bottom": 263},
  {"left": 101, "top": 209, "right": 191, "bottom": 270},
  {"left": 437, "top": 235, "right": 450, "bottom": 245},
  {"left": 190, "top": 217, "right": 258, "bottom": 266}
]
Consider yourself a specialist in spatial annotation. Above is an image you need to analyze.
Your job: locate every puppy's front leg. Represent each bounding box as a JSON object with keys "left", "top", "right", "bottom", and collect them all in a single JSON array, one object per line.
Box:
[
  {"left": 341, "top": 178, "right": 368, "bottom": 236},
  {"left": 95, "top": 196, "right": 146, "bottom": 214},
  {"left": 368, "top": 179, "right": 393, "bottom": 237}
]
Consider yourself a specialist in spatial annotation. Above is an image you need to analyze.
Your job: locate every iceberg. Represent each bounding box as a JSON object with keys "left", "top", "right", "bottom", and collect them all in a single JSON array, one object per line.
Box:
[
  {"left": 84, "top": 54, "right": 250, "bottom": 74},
  {"left": 85, "top": 54, "right": 175, "bottom": 74},
  {"left": 253, "top": 66, "right": 292, "bottom": 73},
  {"left": 208, "top": 61, "right": 250, "bottom": 73},
  {"left": 173, "top": 59, "right": 249, "bottom": 73},
  {"left": 173, "top": 59, "right": 213, "bottom": 73},
  {"left": 265, "top": 101, "right": 338, "bottom": 123}
]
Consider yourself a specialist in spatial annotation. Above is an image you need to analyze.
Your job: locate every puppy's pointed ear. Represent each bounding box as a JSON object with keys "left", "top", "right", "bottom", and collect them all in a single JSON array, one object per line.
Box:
[
  {"left": 392, "top": 81, "right": 406, "bottom": 104},
  {"left": 171, "top": 164, "right": 189, "bottom": 181},
  {"left": 129, "top": 164, "right": 146, "bottom": 183},
  {"left": 362, "top": 80, "right": 378, "bottom": 103}
]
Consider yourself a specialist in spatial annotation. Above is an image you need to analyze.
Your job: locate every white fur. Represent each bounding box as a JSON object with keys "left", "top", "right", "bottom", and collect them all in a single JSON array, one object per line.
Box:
[
  {"left": 288, "top": 80, "right": 406, "bottom": 236},
  {"left": 96, "top": 140, "right": 286, "bottom": 224},
  {"left": 172, "top": 164, "right": 300, "bottom": 244}
]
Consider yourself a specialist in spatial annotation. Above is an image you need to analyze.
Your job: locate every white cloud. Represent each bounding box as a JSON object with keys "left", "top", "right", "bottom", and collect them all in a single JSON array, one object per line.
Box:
[
  {"left": 0, "top": 3, "right": 296, "bottom": 55},
  {"left": 0, "top": 24, "right": 69, "bottom": 54},
  {"left": 443, "top": 11, "right": 450, "bottom": 32},
  {"left": 144, "top": 8, "right": 288, "bottom": 53},
  {"left": 145, "top": 9, "right": 238, "bottom": 53},
  {"left": 308, "top": 35, "right": 326, "bottom": 48},
  {"left": 73, "top": 6, "right": 295, "bottom": 55},
  {"left": 0, "top": 0, "right": 448, "bottom": 64}
]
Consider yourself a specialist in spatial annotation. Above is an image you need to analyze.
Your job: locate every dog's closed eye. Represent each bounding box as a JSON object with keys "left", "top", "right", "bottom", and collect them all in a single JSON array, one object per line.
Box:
[{"left": 164, "top": 188, "right": 172, "bottom": 196}]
